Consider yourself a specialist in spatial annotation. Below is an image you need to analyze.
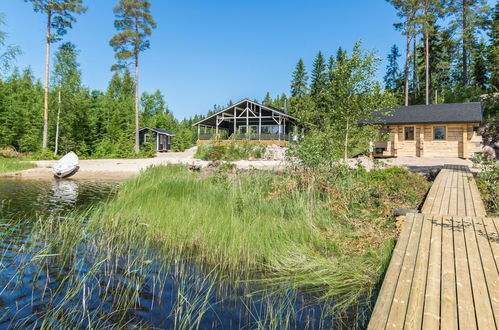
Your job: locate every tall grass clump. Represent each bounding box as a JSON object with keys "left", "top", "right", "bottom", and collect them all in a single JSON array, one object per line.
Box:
[
  {"left": 0, "top": 157, "right": 35, "bottom": 173},
  {"left": 87, "top": 164, "right": 428, "bottom": 310}
]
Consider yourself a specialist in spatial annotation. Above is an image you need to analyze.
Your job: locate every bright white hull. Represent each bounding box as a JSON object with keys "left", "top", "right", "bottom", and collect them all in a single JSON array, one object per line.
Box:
[{"left": 52, "top": 152, "right": 79, "bottom": 179}]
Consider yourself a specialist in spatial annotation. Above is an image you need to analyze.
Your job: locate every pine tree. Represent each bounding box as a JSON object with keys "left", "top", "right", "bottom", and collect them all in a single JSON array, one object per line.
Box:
[
  {"left": 310, "top": 51, "right": 328, "bottom": 96},
  {"left": 110, "top": 0, "right": 156, "bottom": 154},
  {"left": 290, "top": 58, "right": 308, "bottom": 97},
  {"left": 387, "top": 0, "right": 419, "bottom": 106},
  {"left": 488, "top": 2, "right": 499, "bottom": 91},
  {"left": 472, "top": 38, "right": 488, "bottom": 90},
  {"left": 263, "top": 92, "right": 272, "bottom": 105},
  {"left": 384, "top": 44, "right": 402, "bottom": 93},
  {"left": 448, "top": 0, "right": 490, "bottom": 86},
  {"left": 0, "top": 13, "right": 21, "bottom": 75},
  {"left": 24, "top": 0, "right": 86, "bottom": 150}
]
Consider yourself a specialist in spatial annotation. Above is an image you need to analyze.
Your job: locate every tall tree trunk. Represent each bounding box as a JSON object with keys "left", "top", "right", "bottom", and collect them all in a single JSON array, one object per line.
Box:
[
  {"left": 134, "top": 53, "right": 140, "bottom": 154},
  {"left": 462, "top": 0, "right": 468, "bottom": 86},
  {"left": 42, "top": 11, "right": 51, "bottom": 150},
  {"left": 425, "top": 32, "right": 430, "bottom": 104},
  {"left": 405, "top": 12, "right": 411, "bottom": 106},
  {"left": 412, "top": 28, "right": 418, "bottom": 99},
  {"left": 134, "top": 19, "right": 140, "bottom": 154}
]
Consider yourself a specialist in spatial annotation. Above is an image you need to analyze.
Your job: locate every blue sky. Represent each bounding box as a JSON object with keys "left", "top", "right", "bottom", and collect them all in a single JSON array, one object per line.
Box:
[{"left": 2, "top": 0, "right": 410, "bottom": 119}]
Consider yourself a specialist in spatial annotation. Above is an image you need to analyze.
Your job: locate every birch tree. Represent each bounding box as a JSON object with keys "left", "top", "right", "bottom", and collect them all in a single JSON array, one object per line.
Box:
[
  {"left": 110, "top": 0, "right": 156, "bottom": 154},
  {"left": 24, "top": 0, "right": 86, "bottom": 150}
]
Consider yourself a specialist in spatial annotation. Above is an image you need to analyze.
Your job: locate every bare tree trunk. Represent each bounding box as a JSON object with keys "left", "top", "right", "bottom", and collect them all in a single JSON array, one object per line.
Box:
[
  {"left": 134, "top": 19, "right": 140, "bottom": 154},
  {"left": 54, "top": 90, "right": 61, "bottom": 155},
  {"left": 344, "top": 118, "right": 349, "bottom": 161},
  {"left": 42, "top": 11, "right": 51, "bottom": 150},
  {"left": 425, "top": 32, "right": 430, "bottom": 104},
  {"left": 462, "top": 0, "right": 468, "bottom": 86},
  {"left": 404, "top": 12, "right": 411, "bottom": 106},
  {"left": 412, "top": 27, "right": 418, "bottom": 99},
  {"left": 134, "top": 53, "right": 140, "bottom": 154}
]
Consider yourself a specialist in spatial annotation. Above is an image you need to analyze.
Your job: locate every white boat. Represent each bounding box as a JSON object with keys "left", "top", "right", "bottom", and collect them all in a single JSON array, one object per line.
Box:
[{"left": 52, "top": 152, "right": 79, "bottom": 178}]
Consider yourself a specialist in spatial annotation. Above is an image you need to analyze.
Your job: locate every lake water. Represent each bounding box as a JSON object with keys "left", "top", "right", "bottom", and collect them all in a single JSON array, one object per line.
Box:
[{"left": 0, "top": 179, "right": 366, "bottom": 329}]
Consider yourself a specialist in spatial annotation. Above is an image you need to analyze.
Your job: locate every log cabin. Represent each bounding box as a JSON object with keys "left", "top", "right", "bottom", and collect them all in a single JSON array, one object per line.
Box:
[{"left": 370, "top": 102, "right": 483, "bottom": 158}]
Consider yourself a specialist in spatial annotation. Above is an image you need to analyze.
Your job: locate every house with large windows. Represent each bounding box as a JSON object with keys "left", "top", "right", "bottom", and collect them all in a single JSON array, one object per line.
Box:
[
  {"left": 193, "top": 99, "right": 299, "bottom": 146},
  {"left": 370, "top": 102, "right": 483, "bottom": 158}
]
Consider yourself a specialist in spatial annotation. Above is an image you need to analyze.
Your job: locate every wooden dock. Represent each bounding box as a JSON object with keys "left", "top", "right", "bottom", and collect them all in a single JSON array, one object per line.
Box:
[{"left": 368, "top": 165, "right": 498, "bottom": 329}]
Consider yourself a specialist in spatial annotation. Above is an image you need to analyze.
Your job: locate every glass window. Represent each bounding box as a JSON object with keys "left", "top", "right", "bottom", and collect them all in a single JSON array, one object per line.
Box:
[
  {"left": 404, "top": 127, "right": 414, "bottom": 140},
  {"left": 434, "top": 126, "right": 446, "bottom": 140}
]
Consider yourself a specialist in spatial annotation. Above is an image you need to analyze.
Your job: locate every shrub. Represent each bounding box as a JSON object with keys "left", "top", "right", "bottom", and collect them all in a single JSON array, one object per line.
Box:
[
  {"left": 195, "top": 137, "right": 266, "bottom": 161},
  {"left": 474, "top": 155, "right": 499, "bottom": 215}
]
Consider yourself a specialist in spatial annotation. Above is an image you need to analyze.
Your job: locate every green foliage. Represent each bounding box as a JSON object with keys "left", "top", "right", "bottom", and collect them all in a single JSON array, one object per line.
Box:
[
  {"left": 310, "top": 51, "right": 328, "bottom": 96},
  {"left": 384, "top": 44, "right": 403, "bottom": 94},
  {"left": 289, "top": 42, "right": 397, "bottom": 165},
  {"left": 0, "top": 157, "right": 35, "bottom": 172},
  {"left": 195, "top": 138, "right": 266, "bottom": 161},
  {"left": 290, "top": 58, "right": 308, "bottom": 97},
  {"left": 0, "top": 14, "right": 21, "bottom": 75},
  {"left": 474, "top": 155, "right": 499, "bottom": 215}
]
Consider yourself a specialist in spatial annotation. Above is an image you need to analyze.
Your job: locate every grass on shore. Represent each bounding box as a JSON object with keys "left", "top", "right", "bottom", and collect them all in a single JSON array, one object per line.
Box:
[
  {"left": 87, "top": 164, "right": 428, "bottom": 309},
  {"left": 2, "top": 164, "right": 428, "bottom": 328},
  {"left": 0, "top": 157, "right": 35, "bottom": 173}
]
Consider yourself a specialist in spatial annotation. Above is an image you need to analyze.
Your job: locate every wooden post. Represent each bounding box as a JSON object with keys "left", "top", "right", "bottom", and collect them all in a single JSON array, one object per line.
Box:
[
  {"left": 278, "top": 115, "right": 282, "bottom": 141},
  {"left": 246, "top": 105, "right": 249, "bottom": 140},
  {"left": 258, "top": 105, "right": 261, "bottom": 140},
  {"left": 216, "top": 117, "right": 219, "bottom": 135},
  {"left": 197, "top": 125, "right": 200, "bottom": 140},
  {"left": 234, "top": 107, "right": 236, "bottom": 137},
  {"left": 462, "top": 125, "right": 468, "bottom": 159},
  {"left": 283, "top": 117, "right": 286, "bottom": 141},
  {"left": 393, "top": 127, "right": 398, "bottom": 157},
  {"left": 419, "top": 125, "right": 424, "bottom": 157},
  {"left": 156, "top": 133, "right": 159, "bottom": 152}
]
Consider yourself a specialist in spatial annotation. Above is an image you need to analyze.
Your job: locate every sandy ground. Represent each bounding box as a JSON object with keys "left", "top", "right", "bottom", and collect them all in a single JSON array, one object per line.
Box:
[
  {"left": 1, "top": 149, "right": 286, "bottom": 180},
  {"left": 0, "top": 147, "right": 477, "bottom": 181}
]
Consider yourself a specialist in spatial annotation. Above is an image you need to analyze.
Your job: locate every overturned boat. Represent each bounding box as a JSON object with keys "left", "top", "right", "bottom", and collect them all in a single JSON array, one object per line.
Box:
[{"left": 52, "top": 152, "right": 79, "bottom": 179}]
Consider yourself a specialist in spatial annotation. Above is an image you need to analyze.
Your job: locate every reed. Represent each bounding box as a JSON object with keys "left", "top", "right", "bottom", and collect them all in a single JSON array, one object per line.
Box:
[{"left": 0, "top": 164, "right": 428, "bottom": 328}]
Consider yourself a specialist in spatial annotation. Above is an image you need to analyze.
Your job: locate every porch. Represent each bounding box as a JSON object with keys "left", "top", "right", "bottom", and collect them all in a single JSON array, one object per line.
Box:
[{"left": 193, "top": 99, "right": 299, "bottom": 145}]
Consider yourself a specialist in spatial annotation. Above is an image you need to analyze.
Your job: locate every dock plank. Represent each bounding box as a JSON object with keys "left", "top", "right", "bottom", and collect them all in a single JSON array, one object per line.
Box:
[{"left": 368, "top": 166, "right": 494, "bottom": 330}]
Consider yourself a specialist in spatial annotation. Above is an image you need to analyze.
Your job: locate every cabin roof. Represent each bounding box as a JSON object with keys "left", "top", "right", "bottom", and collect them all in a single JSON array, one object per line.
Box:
[
  {"left": 193, "top": 99, "right": 298, "bottom": 128},
  {"left": 364, "top": 102, "right": 483, "bottom": 125},
  {"left": 139, "top": 127, "right": 175, "bottom": 136}
]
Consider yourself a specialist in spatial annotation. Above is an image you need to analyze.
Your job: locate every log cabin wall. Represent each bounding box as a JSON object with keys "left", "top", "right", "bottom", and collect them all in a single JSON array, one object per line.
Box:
[{"left": 379, "top": 123, "right": 481, "bottom": 159}]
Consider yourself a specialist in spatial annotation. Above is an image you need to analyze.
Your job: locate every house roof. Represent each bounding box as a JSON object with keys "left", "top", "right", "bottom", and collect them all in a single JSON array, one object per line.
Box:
[
  {"left": 139, "top": 127, "right": 175, "bottom": 136},
  {"left": 366, "top": 102, "right": 483, "bottom": 125},
  {"left": 193, "top": 99, "right": 298, "bottom": 128}
]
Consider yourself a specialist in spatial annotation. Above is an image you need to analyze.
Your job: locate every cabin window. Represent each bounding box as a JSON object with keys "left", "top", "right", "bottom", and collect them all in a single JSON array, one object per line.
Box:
[
  {"left": 434, "top": 126, "right": 446, "bottom": 140},
  {"left": 404, "top": 127, "right": 414, "bottom": 140}
]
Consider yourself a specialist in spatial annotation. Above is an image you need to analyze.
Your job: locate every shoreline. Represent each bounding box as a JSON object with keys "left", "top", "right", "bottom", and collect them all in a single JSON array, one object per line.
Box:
[{"left": 0, "top": 153, "right": 476, "bottom": 181}]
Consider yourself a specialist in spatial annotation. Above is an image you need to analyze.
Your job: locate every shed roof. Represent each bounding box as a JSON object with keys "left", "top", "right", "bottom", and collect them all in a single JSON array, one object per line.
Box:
[
  {"left": 365, "top": 102, "right": 483, "bottom": 125},
  {"left": 139, "top": 127, "right": 175, "bottom": 136}
]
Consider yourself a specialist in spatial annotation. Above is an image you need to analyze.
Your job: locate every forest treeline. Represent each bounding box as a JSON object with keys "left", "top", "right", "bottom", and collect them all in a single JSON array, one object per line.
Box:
[
  {"left": 0, "top": 1, "right": 498, "bottom": 158},
  {"left": 0, "top": 44, "right": 203, "bottom": 157}
]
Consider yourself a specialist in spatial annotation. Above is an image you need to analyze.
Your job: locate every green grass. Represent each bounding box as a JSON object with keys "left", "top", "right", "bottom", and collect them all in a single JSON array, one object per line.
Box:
[
  {"left": 87, "top": 164, "right": 428, "bottom": 310},
  {"left": 2, "top": 164, "right": 428, "bottom": 327},
  {"left": 0, "top": 157, "right": 35, "bottom": 173}
]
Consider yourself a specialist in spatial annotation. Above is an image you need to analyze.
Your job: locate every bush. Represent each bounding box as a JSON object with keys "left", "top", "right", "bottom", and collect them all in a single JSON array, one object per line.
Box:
[
  {"left": 195, "top": 137, "right": 266, "bottom": 161},
  {"left": 474, "top": 155, "right": 499, "bottom": 215}
]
